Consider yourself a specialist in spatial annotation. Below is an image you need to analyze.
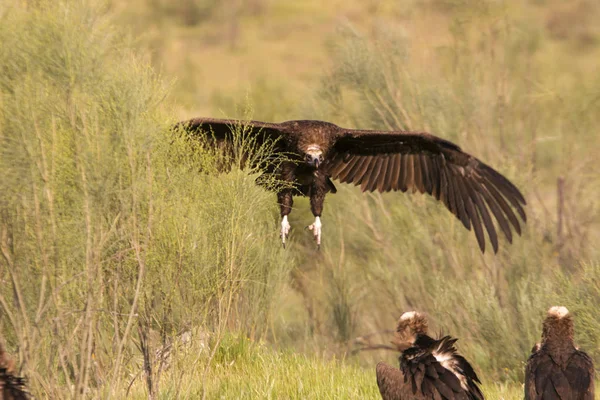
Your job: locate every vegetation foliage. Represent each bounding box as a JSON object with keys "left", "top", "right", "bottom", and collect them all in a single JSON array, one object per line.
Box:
[{"left": 0, "top": 0, "right": 599, "bottom": 398}]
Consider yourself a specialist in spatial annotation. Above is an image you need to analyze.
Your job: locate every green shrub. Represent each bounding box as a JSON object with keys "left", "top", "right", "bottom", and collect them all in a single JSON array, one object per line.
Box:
[{"left": 0, "top": 1, "right": 291, "bottom": 397}]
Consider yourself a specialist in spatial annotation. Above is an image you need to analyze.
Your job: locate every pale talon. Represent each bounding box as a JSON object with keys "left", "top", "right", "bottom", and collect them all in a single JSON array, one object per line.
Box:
[
  {"left": 307, "top": 216, "right": 322, "bottom": 248},
  {"left": 280, "top": 215, "right": 291, "bottom": 247}
]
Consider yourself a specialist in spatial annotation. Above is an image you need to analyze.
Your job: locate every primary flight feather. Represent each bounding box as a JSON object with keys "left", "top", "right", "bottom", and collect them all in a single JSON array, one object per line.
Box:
[{"left": 176, "top": 117, "right": 527, "bottom": 252}]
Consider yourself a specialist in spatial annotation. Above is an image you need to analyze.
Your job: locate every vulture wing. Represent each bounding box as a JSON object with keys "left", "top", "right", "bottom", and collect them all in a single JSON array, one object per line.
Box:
[
  {"left": 175, "top": 117, "right": 285, "bottom": 145},
  {"left": 565, "top": 350, "right": 595, "bottom": 400},
  {"left": 174, "top": 118, "right": 290, "bottom": 169},
  {"left": 324, "top": 129, "right": 527, "bottom": 253},
  {"left": 432, "top": 336, "right": 484, "bottom": 400},
  {"left": 376, "top": 361, "right": 406, "bottom": 400},
  {"left": 525, "top": 349, "right": 595, "bottom": 400},
  {"left": 400, "top": 347, "right": 472, "bottom": 400}
]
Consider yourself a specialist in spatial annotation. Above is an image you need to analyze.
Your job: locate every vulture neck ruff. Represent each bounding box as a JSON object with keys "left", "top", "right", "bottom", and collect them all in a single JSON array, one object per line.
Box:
[{"left": 541, "top": 307, "right": 576, "bottom": 364}]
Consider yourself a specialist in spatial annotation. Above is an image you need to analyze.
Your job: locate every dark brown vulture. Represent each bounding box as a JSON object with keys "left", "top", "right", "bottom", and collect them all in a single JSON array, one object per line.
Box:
[
  {"left": 0, "top": 343, "right": 30, "bottom": 400},
  {"left": 176, "top": 118, "right": 527, "bottom": 251},
  {"left": 525, "top": 306, "right": 595, "bottom": 400},
  {"left": 375, "top": 311, "right": 484, "bottom": 400}
]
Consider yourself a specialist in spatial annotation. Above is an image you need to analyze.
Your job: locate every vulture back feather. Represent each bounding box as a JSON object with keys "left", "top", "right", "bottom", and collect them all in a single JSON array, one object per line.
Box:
[{"left": 525, "top": 306, "right": 594, "bottom": 400}]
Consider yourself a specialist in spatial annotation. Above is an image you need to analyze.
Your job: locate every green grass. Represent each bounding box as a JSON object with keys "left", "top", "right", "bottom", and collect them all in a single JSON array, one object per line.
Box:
[{"left": 126, "top": 332, "right": 527, "bottom": 400}]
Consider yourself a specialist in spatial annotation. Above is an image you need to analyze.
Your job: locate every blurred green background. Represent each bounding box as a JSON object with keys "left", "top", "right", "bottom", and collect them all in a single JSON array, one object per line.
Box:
[{"left": 0, "top": 0, "right": 599, "bottom": 398}]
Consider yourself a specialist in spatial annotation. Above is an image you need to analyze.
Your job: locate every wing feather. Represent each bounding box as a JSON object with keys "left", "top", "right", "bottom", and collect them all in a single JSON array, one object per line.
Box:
[
  {"left": 376, "top": 362, "right": 406, "bottom": 400},
  {"left": 483, "top": 179, "right": 523, "bottom": 235},
  {"left": 565, "top": 351, "right": 595, "bottom": 399},
  {"left": 444, "top": 167, "right": 458, "bottom": 217},
  {"left": 355, "top": 156, "right": 374, "bottom": 187},
  {"left": 438, "top": 162, "right": 452, "bottom": 214},
  {"left": 361, "top": 157, "right": 380, "bottom": 192},
  {"left": 336, "top": 155, "right": 359, "bottom": 183},
  {"left": 390, "top": 154, "right": 401, "bottom": 191},
  {"left": 460, "top": 179, "right": 485, "bottom": 252},
  {"left": 405, "top": 155, "right": 415, "bottom": 192},
  {"left": 420, "top": 154, "right": 433, "bottom": 194},
  {"left": 323, "top": 127, "right": 526, "bottom": 253},
  {"left": 174, "top": 117, "right": 289, "bottom": 173},
  {"left": 412, "top": 154, "right": 424, "bottom": 193},
  {"left": 175, "top": 117, "right": 286, "bottom": 146},
  {"left": 451, "top": 169, "right": 471, "bottom": 231},
  {"left": 398, "top": 155, "right": 409, "bottom": 192},
  {"left": 481, "top": 168, "right": 527, "bottom": 221},
  {"left": 399, "top": 342, "right": 482, "bottom": 400},
  {"left": 330, "top": 153, "right": 352, "bottom": 178},
  {"left": 380, "top": 156, "right": 392, "bottom": 192},
  {"left": 466, "top": 180, "right": 499, "bottom": 253},
  {"left": 429, "top": 157, "right": 442, "bottom": 200},
  {"left": 344, "top": 156, "right": 367, "bottom": 183},
  {"left": 478, "top": 184, "right": 513, "bottom": 243},
  {"left": 368, "top": 157, "right": 385, "bottom": 192}
]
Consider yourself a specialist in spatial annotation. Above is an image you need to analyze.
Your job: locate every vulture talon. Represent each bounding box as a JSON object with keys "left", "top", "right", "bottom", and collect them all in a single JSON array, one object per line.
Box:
[
  {"left": 280, "top": 215, "right": 291, "bottom": 248},
  {"left": 307, "top": 216, "right": 321, "bottom": 248}
]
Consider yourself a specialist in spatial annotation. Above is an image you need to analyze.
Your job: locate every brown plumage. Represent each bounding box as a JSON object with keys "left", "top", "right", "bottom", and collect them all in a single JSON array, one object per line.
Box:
[
  {"left": 176, "top": 117, "right": 527, "bottom": 251},
  {"left": 375, "top": 311, "right": 484, "bottom": 400},
  {"left": 525, "top": 306, "right": 594, "bottom": 400},
  {"left": 0, "top": 343, "right": 30, "bottom": 400}
]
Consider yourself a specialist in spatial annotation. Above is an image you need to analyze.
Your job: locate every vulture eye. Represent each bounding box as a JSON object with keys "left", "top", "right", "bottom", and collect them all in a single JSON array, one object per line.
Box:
[{"left": 318, "top": 155, "right": 324, "bottom": 162}]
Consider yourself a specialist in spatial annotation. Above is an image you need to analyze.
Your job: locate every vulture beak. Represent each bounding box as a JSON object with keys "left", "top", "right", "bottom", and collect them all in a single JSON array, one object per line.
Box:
[
  {"left": 306, "top": 146, "right": 323, "bottom": 169},
  {"left": 305, "top": 154, "right": 321, "bottom": 168}
]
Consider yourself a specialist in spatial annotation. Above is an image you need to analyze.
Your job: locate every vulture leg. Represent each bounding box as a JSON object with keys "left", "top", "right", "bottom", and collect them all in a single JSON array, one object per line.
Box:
[
  {"left": 277, "top": 191, "right": 293, "bottom": 248},
  {"left": 307, "top": 216, "right": 322, "bottom": 249},
  {"left": 277, "top": 163, "right": 296, "bottom": 248},
  {"left": 281, "top": 215, "right": 291, "bottom": 247},
  {"left": 307, "top": 172, "right": 327, "bottom": 249}
]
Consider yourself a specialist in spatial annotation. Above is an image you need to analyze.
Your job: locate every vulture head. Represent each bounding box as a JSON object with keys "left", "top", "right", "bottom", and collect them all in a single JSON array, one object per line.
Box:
[
  {"left": 304, "top": 144, "right": 324, "bottom": 168},
  {"left": 392, "top": 311, "right": 429, "bottom": 350},
  {"left": 542, "top": 306, "right": 574, "bottom": 345}
]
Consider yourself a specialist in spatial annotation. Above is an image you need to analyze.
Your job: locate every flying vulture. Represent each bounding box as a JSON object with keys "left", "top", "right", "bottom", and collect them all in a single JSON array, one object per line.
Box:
[
  {"left": 0, "top": 343, "right": 30, "bottom": 400},
  {"left": 176, "top": 118, "right": 527, "bottom": 251},
  {"left": 525, "top": 306, "right": 595, "bottom": 400},
  {"left": 375, "top": 311, "right": 484, "bottom": 400}
]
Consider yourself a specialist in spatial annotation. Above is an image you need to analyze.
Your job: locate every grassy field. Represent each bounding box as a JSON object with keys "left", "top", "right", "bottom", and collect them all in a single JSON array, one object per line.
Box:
[
  {"left": 1, "top": 0, "right": 599, "bottom": 398},
  {"left": 125, "top": 332, "right": 524, "bottom": 399}
]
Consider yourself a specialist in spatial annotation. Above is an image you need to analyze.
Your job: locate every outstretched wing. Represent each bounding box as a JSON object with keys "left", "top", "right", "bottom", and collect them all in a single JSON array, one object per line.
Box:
[
  {"left": 176, "top": 118, "right": 283, "bottom": 140},
  {"left": 174, "top": 117, "right": 291, "bottom": 172},
  {"left": 175, "top": 118, "right": 285, "bottom": 143},
  {"left": 324, "top": 129, "right": 527, "bottom": 253}
]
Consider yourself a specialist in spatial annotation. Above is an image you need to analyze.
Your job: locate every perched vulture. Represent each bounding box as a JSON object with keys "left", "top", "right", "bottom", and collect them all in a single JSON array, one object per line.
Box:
[
  {"left": 176, "top": 118, "right": 527, "bottom": 251},
  {"left": 375, "top": 311, "right": 484, "bottom": 400},
  {"left": 525, "top": 306, "right": 595, "bottom": 400},
  {"left": 0, "top": 343, "right": 30, "bottom": 400}
]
